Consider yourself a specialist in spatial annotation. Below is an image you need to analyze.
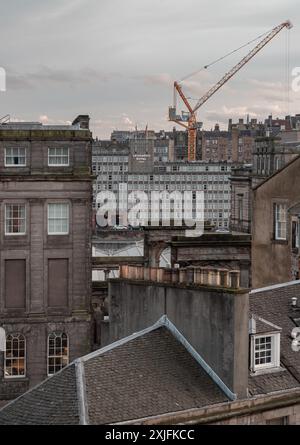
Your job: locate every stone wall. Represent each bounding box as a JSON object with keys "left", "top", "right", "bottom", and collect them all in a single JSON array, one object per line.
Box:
[{"left": 108, "top": 279, "right": 249, "bottom": 398}]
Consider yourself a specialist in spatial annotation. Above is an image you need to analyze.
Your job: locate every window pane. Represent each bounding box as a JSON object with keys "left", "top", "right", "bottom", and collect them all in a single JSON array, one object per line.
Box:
[
  {"left": 47, "top": 333, "right": 69, "bottom": 376},
  {"left": 5, "top": 334, "right": 26, "bottom": 378},
  {"left": 48, "top": 203, "right": 69, "bottom": 234},
  {"left": 254, "top": 335, "right": 274, "bottom": 368},
  {"left": 5, "top": 148, "right": 26, "bottom": 166},
  {"left": 48, "top": 148, "right": 69, "bottom": 166},
  {"left": 5, "top": 204, "right": 26, "bottom": 234}
]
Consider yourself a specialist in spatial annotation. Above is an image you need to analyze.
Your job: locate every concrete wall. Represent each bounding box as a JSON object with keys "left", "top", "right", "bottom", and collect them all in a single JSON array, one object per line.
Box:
[{"left": 108, "top": 280, "right": 249, "bottom": 398}]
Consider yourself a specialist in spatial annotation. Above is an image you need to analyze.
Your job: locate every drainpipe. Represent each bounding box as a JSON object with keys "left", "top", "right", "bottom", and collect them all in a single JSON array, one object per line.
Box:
[{"left": 0, "top": 327, "right": 5, "bottom": 377}]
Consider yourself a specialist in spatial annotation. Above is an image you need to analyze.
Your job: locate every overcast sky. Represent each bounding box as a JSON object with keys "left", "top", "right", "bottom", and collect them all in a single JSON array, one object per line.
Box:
[{"left": 0, "top": 0, "right": 299, "bottom": 137}]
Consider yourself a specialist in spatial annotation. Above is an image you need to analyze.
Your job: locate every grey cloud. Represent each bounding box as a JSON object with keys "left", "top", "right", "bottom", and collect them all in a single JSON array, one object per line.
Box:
[
  {"left": 0, "top": 0, "right": 298, "bottom": 138},
  {"left": 6, "top": 66, "right": 119, "bottom": 90}
]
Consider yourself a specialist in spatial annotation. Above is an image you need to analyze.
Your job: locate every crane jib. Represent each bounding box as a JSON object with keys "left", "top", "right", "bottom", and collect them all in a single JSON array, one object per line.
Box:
[{"left": 168, "top": 20, "right": 293, "bottom": 162}]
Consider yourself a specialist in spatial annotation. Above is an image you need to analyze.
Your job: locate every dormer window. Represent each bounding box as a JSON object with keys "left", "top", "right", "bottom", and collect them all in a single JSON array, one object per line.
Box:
[{"left": 250, "top": 333, "right": 280, "bottom": 372}]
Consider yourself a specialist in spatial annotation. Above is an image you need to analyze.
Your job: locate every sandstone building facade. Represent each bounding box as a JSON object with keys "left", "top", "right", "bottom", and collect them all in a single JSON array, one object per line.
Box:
[{"left": 0, "top": 116, "right": 93, "bottom": 402}]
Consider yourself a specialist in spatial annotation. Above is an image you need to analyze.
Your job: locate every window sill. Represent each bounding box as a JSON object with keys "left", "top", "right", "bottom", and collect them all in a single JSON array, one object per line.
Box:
[
  {"left": 271, "top": 239, "right": 288, "bottom": 245},
  {"left": 47, "top": 233, "right": 70, "bottom": 236},
  {"left": 250, "top": 366, "right": 285, "bottom": 376},
  {"left": 48, "top": 165, "right": 70, "bottom": 168},
  {"left": 1, "top": 377, "right": 29, "bottom": 383},
  {"left": 4, "top": 233, "right": 26, "bottom": 237},
  {"left": 4, "top": 165, "right": 27, "bottom": 168}
]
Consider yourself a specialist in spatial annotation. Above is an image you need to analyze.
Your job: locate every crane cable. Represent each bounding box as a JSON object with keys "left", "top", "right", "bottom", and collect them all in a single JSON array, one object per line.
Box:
[
  {"left": 285, "top": 27, "right": 290, "bottom": 116},
  {"left": 178, "top": 27, "right": 274, "bottom": 84}
]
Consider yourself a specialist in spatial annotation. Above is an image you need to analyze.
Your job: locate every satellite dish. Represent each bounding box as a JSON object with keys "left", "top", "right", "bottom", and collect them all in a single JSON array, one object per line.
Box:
[{"left": 0, "top": 327, "right": 6, "bottom": 352}]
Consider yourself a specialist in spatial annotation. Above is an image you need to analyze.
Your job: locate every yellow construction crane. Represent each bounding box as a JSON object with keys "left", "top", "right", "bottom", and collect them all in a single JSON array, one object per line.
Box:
[{"left": 169, "top": 20, "right": 293, "bottom": 161}]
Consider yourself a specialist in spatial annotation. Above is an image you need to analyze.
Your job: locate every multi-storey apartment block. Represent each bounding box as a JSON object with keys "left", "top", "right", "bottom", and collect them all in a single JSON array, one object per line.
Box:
[{"left": 92, "top": 141, "right": 231, "bottom": 228}]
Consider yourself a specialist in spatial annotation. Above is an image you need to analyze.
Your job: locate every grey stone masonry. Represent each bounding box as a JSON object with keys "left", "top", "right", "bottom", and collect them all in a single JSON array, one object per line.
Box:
[{"left": 0, "top": 117, "right": 93, "bottom": 401}]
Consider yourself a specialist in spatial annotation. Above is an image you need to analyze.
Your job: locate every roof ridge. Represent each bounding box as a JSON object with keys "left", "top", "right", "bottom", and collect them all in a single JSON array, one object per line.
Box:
[
  {"left": 250, "top": 313, "right": 282, "bottom": 331},
  {"left": 250, "top": 279, "right": 300, "bottom": 294},
  {"left": 80, "top": 316, "right": 167, "bottom": 363},
  {"left": 163, "top": 317, "right": 236, "bottom": 401}
]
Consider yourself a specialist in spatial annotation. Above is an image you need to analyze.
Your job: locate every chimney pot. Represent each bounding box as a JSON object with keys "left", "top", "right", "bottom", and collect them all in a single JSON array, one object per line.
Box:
[{"left": 292, "top": 297, "right": 298, "bottom": 307}]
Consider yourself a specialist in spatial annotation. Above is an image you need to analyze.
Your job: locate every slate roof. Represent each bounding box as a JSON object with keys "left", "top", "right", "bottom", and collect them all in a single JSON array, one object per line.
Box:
[
  {"left": 249, "top": 313, "right": 282, "bottom": 334},
  {"left": 2, "top": 281, "right": 300, "bottom": 424},
  {"left": 249, "top": 281, "right": 300, "bottom": 396},
  {"left": 0, "top": 365, "right": 79, "bottom": 425},
  {"left": 0, "top": 320, "right": 228, "bottom": 425}
]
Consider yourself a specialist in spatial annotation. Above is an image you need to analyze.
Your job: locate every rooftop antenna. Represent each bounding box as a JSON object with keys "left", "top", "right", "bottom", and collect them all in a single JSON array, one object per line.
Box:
[{"left": 0, "top": 114, "right": 10, "bottom": 124}]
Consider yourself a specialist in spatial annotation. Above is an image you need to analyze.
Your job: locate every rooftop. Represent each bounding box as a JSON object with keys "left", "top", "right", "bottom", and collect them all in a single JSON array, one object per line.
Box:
[
  {"left": 0, "top": 317, "right": 229, "bottom": 425},
  {"left": 1, "top": 279, "right": 300, "bottom": 424},
  {"left": 248, "top": 280, "right": 300, "bottom": 396},
  {"left": 0, "top": 115, "right": 91, "bottom": 137}
]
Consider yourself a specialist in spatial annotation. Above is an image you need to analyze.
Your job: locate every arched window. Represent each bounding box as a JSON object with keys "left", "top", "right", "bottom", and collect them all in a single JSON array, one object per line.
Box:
[
  {"left": 48, "top": 333, "right": 69, "bottom": 376},
  {"left": 5, "top": 334, "right": 26, "bottom": 378}
]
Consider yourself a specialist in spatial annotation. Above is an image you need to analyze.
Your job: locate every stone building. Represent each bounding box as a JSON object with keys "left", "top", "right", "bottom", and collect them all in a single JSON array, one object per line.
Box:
[
  {"left": 252, "top": 155, "right": 300, "bottom": 288},
  {"left": 252, "top": 132, "right": 300, "bottom": 188},
  {"left": 201, "top": 128, "right": 231, "bottom": 162},
  {"left": 170, "top": 232, "right": 251, "bottom": 288},
  {"left": 0, "top": 116, "right": 93, "bottom": 402},
  {"left": 230, "top": 164, "right": 252, "bottom": 234},
  {"left": 230, "top": 130, "right": 300, "bottom": 235},
  {"left": 1, "top": 272, "right": 300, "bottom": 425},
  {"left": 92, "top": 141, "right": 232, "bottom": 229}
]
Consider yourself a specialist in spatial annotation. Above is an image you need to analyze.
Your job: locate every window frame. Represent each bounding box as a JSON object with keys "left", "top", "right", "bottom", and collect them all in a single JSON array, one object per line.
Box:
[
  {"left": 251, "top": 333, "right": 280, "bottom": 372},
  {"left": 296, "top": 220, "right": 300, "bottom": 249},
  {"left": 48, "top": 147, "right": 69, "bottom": 167},
  {"left": 47, "top": 203, "right": 70, "bottom": 235},
  {"left": 4, "top": 147, "right": 26, "bottom": 167},
  {"left": 5, "top": 203, "right": 26, "bottom": 236},
  {"left": 4, "top": 333, "right": 26, "bottom": 379},
  {"left": 47, "top": 332, "right": 69, "bottom": 377},
  {"left": 274, "top": 203, "right": 287, "bottom": 241}
]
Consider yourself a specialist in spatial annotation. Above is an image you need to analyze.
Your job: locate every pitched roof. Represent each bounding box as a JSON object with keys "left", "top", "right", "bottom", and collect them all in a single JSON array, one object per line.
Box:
[
  {"left": 249, "top": 281, "right": 300, "bottom": 395},
  {"left": 0, "top": 365, "right": 79, "bottom": 425},
  {"left": 0, "top": 318, "right": 229, "bottom": 425},
  {"left": 249, "top": 313, "right": 282, "bottom": 334}
]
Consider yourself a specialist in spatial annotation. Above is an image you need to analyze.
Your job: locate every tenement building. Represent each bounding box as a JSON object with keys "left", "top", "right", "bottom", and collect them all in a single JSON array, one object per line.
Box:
[
  {"left": 230, "top": 164, "right": 252, "bottom": 233},
  {"left": 0, "top": 115, "right": 93, "bottom": 403},
  {"left": 230, "top": 129, "right": 300, "bottom": 234}
]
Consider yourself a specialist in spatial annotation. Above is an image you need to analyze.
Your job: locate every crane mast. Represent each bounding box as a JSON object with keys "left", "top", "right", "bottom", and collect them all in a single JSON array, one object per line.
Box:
[{"left": 169, "top": 20, "right": 293, "bottom": 161}]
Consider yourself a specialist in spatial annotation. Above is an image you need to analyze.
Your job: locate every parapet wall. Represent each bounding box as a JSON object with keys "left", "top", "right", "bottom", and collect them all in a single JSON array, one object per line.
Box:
[{"left": 119, "top": 265, "right": 241, "bottom": 289}]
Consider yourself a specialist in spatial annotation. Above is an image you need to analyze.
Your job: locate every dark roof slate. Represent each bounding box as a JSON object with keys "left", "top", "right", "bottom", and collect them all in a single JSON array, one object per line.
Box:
[
  {"left": 249, "top": 282, "right": 300, "bottom": 394},
  {"left": 0, "top": 364, "right": 79, "bottom": 425},
  {"left": 84, "top": 327, "right": 228, "bottom": 424},
  {"left": 0, "top": 325, "right": 228, "bottom": 425}
]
